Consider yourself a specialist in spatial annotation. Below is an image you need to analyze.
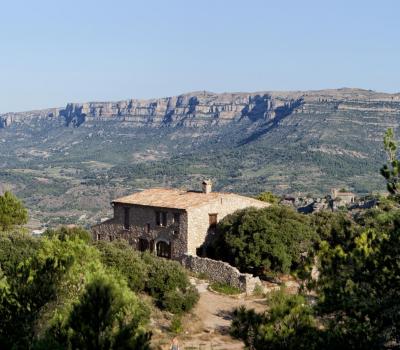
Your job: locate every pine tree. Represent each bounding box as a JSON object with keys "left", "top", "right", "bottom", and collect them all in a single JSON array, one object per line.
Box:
[{"left": 0, "top": 191, "right": 28, "bottom": 232}]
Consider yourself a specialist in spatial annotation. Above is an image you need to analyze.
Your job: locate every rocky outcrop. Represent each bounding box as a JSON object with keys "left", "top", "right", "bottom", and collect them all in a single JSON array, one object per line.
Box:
[
  {"left": 0, "top": 108, "right": 59, "bottom": 128},
  {"left": 1, "top": 88, "right": 400, "bottom": 129}
]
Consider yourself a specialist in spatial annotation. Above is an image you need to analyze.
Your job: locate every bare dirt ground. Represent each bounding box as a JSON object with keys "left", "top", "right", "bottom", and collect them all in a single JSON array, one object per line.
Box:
[{"left": 151, "top": 279, "right": 267, "bottom": 350}]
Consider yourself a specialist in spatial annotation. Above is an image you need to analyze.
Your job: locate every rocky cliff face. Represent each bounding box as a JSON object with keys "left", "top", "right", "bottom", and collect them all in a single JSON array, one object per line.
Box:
[
  {"left": 1, "top": 88, "right": 400, "bottom": 129},
  {"left": 57, "top": 92, "right": 303, "bottom": 128}
]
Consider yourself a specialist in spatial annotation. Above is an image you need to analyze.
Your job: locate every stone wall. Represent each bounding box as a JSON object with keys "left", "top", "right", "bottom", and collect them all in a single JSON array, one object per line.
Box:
[{"left": 181, "top": 254, "right": 261, "bottom": 295}]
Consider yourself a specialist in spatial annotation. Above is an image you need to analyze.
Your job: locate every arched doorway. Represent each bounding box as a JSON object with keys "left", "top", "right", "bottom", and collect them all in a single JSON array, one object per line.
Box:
[{"left": 156, "top": 240, "right": 171, "bottom": 259}]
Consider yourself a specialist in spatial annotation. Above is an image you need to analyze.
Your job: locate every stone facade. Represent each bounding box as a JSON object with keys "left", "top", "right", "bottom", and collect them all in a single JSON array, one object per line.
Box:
[
  {"left": 92, "top": 205, "right": 188, "bottom": 259},
  {"left": 186, "top": 195, "right": 268, "bottom": 255},
  {"left": 92, "top": 183, "right": 269, "bottom": 260},
  {"left": 181, "top": 255, "right": 261, "bottom": 294}
]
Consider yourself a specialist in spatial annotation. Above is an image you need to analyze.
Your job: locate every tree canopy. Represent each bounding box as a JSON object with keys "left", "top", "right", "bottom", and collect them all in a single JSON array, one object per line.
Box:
[
  {"left": 0, "top": 191, "right": 28, "bottom": 232},
  {"left": 211, "top": 205, "right": 317, "bottom": 276},
  {"left": 256, "top": 191, "right": 280, "bottom": 204},
  {"left": 380, "top": 128, "right": 400, "bottom": 195}
]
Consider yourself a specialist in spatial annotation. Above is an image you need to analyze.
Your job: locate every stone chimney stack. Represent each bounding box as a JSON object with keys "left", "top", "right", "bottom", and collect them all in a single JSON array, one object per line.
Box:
[{"left": 202, "top": 180, "right": 212, "bottom": 194}]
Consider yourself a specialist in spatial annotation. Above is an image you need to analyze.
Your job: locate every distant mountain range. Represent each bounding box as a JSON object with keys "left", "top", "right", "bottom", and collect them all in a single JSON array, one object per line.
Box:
[
  {"left": 2, "top": 88, "right": 399, "bottom": 129},
  {"left": 0, "top": 88, "right": 399, "bottom": 226}
]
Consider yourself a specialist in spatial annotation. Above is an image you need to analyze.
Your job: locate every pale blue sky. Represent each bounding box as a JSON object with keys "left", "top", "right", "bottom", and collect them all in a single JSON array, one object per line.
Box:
[{"left": 0, "top": 0, "right": 398, "bottom": 112}]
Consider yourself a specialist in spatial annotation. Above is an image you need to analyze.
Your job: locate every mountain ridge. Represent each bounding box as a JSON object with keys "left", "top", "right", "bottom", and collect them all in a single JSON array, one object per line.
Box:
[
  {"left": 1, "top": 87, "right": 399, "bottom": 226},
  {"left": 2, "top": 88, "right": 400, "bottom": 129}
]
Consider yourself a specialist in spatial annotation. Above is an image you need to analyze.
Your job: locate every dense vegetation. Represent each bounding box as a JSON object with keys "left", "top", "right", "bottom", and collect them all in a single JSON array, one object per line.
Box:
[
  {"left": 230, "top": 204, "right": 400, "bottom": 349},
  {"left": 0, "top": 195, "right": 199, "bottom": 349},
  {"left": 229, "top": 129, "right": 400, "bottom": 349},
  {"left": 209, "top": 205, "right": 317, "bottom": 276}
]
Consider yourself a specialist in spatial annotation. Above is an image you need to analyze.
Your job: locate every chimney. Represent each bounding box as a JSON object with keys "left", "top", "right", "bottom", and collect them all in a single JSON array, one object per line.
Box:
[{"left": 202, "top": 180, "right": 212, "bottom": 194}]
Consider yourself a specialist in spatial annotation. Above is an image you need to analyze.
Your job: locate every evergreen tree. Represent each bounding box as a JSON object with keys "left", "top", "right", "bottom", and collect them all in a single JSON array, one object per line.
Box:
[
  {"left": 380, "top": 128, "right": 400, "bottom": 195},
  {"left": 0, "top": 191, "right": 28, "bottom": 232},
  {"left": 212, "top": 206, "right": 317, "bottom": 275},
  {"left": 65, "top": 276, "right": 151, "bottom": 350}
]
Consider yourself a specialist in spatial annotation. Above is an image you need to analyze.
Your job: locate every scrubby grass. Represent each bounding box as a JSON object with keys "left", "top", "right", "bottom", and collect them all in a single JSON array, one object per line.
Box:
[{"left": 210, "top": 282, "right": 241, "bottom": 295}]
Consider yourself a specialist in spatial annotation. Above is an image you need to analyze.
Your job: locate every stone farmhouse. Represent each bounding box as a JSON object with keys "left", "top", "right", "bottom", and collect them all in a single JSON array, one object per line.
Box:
[
  {"left": 330, "top": 188, "right": 356, "bottom": 205},
  {"left": 92, "top": 180, "right": 269, "bottom": 260}
]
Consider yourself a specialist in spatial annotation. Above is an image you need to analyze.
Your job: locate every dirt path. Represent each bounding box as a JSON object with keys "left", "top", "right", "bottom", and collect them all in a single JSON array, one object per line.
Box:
[{"left": 176, "top": 280, "right": 266, "bottom": 350}]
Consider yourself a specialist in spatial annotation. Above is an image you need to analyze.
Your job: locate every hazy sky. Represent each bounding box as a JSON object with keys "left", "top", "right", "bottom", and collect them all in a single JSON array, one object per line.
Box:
[{"left": 0, "top": 0, "right": 398, "bottom": 112}]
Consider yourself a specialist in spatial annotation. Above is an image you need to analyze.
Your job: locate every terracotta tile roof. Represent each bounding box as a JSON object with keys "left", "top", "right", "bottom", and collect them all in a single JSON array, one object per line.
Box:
[
  {"left": 112, "top": 188, "right": 268, "bottom": 209},
  {"left": 336, "top": 192, "right": 355, "bottom": 196}
]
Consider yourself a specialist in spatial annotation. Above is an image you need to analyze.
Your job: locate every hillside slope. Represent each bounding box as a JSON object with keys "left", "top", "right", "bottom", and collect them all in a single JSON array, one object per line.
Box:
[{"left": 0, "top": 88, "right": 398, "bottom": 226}]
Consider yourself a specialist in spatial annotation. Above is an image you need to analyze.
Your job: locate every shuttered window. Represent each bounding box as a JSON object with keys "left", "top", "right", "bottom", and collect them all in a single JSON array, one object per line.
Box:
[
  {"left": 209, "top": 213, "right": 218, "bottom": 227},
  {"left": 156, "top": 211, "right": 168, "bottom": 226}
]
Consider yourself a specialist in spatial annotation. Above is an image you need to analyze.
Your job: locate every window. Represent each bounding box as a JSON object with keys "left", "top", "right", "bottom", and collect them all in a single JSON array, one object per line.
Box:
[
  {"left": 209, "top": 213, "right": 218, "bottom": 227},
  {"left": 124, "top": 207, "right": 130, "bottom": 230},
  {"left": 173, "top": 213, "right": 180, "bottom": 224},
  {"left": 156, "top": 211, "right": 168, "bottom": 226},
  {"left": 163, "top": 212, "right": 167, "bottom": 226}
]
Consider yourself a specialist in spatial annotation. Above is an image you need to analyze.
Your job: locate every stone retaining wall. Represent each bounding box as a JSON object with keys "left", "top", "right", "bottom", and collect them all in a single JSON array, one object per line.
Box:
[{"left": 181, "top": 255, "right": 261, "bottom": 294}]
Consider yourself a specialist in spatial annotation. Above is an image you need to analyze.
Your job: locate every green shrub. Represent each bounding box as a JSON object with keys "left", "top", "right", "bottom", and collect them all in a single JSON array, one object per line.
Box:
[
  {"left": 143, "top": 253, "right": 199, "bottom": 313},
  {"left": 44, "top": 226, "right": 92, "bottom": 243},
  {"left": 41, "top": 274, "right": 151, "bottom": 350},
  {"left": 0, "top": 191, "right": 28, "bottom": 232},
  {"left": 256, "top": 191, "right": 280, "bottom": 204},
  {"left": 210, "top": 282, "right": 241, "bottom": 295},
  {"left": 163, "top": 286, "right": 199, "bottom": 314},
  {"left": 231, "top": 290, "right": 320, "bottom": 350},
  {"left": 170, "top": 315, "right": 183, "bottom": 334},
  {"left": 94, "top": 240, "right": 148, "bottom": 292},
  {"left": 211, "top": 205, "right": 317, "bottom": 276}
]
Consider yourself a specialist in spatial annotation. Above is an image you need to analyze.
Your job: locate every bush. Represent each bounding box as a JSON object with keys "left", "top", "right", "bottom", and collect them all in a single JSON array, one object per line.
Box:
[
  {"left": 94, "top": 240, "right": 148, "bottom": 292},
  {"left": 231, "top": 289, "right": 321, "bottom": 350},
  {"left": 44, "top": 226, "right": 92, "bottom": 243},
  {"left": 143, "top": 253, "right": 199, "bottom": 313},
  {"left": 256, "top": 191, "right": 280, "bottom": 204},
  {"left": 163, "top": 287, "right": 199, "bottom": 314},
  {"left": 0, "top": 233, "right": 95, "bottom": 349},
  {"left": 170, "top": 315, "right": 183, "bottom": 334},
  {"left": 211, "top": 206, "right": 317, "bottom": 276},
  {"left": 42, "top": 274, "right": 151, "bottom": 350}
]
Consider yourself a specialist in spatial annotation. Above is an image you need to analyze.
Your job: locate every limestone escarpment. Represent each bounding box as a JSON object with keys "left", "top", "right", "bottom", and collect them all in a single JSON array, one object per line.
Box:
[
  {"left": 0, "top": 108, "right": 59, "bottom": 128},
  {"left": 57, "top": 92, "right": 303, "bottom": 128},
  {"left": 0, "top": 92, "right": 304, "bottom": 128},
  {"left": 1, "top": 88, "right": 400, "bottom": 129}
]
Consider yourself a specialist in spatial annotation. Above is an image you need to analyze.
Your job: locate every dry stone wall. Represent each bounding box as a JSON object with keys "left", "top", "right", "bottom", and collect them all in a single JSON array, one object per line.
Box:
[{"left": 181, "top": 254, "right": 261, "bottom": 294}]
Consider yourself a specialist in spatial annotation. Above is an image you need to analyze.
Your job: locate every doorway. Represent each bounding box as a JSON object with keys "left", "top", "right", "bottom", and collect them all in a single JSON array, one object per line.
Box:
[{"left": 156, "top": 240, "right": 171, "bottom": 259}]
